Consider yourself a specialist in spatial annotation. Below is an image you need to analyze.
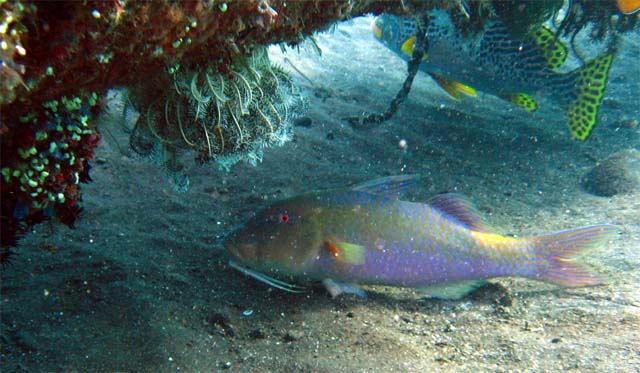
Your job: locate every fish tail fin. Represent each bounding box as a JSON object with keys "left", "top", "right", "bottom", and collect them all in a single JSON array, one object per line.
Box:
[
  {"left": 526, "top": 225, "right": 618, "bottom": 287},
  {"left": 565, "top": 53, "right": 614, "bottom": 141}
]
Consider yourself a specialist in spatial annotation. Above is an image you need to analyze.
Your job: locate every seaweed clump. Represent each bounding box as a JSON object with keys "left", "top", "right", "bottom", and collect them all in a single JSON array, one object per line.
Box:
[{"left": 128, "top": 46, "right": 305, "bottom": 191}]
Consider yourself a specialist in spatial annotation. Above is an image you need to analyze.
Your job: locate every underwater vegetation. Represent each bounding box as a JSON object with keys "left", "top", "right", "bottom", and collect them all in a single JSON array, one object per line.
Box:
[{"left": 128, "top": 46, "right": 306, "bottom": 191}]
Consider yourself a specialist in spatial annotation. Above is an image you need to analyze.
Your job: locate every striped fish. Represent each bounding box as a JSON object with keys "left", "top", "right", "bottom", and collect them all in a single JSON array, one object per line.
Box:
[
  {"left": 224, "top": 176, "right": 617, "bottom": 299},
  {"left": 372, "top": 10, "right": 614, "bottom": 141}
]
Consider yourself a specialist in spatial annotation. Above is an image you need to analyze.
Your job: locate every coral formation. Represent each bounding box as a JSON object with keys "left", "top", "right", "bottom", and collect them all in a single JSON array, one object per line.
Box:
[
  {"left": 0, "top": 90, "right": 100, "bottom": 247},
  {"left": 128, "top": 46, "right": 305, "bottom": 190}
]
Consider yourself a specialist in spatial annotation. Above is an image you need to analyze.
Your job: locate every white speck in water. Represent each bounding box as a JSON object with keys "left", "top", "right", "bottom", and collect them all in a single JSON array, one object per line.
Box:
[
  {"left": 243, "top": 309, "right": 254, "bottom": 316},
  {"left": 398, "top": 139, "right": 408, "bottom": 150}
]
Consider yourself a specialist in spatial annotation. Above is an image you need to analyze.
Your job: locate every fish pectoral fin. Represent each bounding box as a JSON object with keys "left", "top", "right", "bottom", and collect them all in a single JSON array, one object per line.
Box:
[
  {"left": 326, "top": 241, "right": 366, "bottom": 265},
  {"left": 401, "top": 36, "right": 428, "bottom": 60},
  {"left": 499, "top": 93, "right": 538, "bottom": 112},
  {"left": 401, "top": 36, "right": 416, "bottom": 57},
  {"left": 533, "top": 26, "right": 568, "bottom": 71},
  {"left": 322, "top": 279, "right": 367, "bottom": 298},
  {"left": 420, "top": 280, "right": 488, "bottom": 300},
  {"left": 428, "top": 73, "right": 477, "bottom": 101}
]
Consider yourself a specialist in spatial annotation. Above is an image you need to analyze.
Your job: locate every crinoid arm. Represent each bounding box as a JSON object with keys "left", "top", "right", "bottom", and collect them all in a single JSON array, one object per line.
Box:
[{"left": 128, "top": 46, "right": 306, "bottom": 191}]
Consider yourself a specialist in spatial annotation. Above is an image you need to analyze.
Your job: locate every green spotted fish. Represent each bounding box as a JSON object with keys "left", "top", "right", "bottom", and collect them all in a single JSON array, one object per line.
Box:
[
  {"left": 372, "top": 10, "right": 614, "bottom": 141},
  {"left": 224, "top": 176, "right": 617, "bottom": 299}
]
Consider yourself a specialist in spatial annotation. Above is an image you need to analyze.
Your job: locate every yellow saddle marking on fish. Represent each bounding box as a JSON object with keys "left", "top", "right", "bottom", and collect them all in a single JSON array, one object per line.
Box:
[
  {"left": 533, "top": 26, "right": 568, "bottom": 71},
  {"left": 566, "top": 53, "right": 613, "bottom": 141},
  {"left": 401, "top": 36, "right": 428, "bottom": 60},
  {"left": 429, "top": 73, "right": 477, "bottom": 101},
  {"left": 501, "top": 93, "right": 538, "bottom": 112},
  {"left": 326, "top": 241, "right": 366, "bottom": 265},
  {"left": 471, "top": 231, "right": 519, "bottom": 249}
]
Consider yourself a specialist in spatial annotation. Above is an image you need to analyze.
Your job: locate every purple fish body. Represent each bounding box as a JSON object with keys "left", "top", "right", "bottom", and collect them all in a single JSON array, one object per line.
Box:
[{"left": 224, "top": 176, "right": 616, "bottom": 298}]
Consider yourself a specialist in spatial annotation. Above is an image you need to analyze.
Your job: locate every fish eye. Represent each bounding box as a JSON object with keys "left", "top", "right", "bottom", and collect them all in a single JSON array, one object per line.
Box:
[{"left": 278, "top": 212, "right": 290, "bottom": 224}]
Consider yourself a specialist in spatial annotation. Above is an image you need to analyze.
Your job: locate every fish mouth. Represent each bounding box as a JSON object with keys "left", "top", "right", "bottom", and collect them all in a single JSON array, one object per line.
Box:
[
  {"left": 225, "top": 242, "right": 260, "bottom": 266},
  {"left": 371, "top": 17, "right": 383, "bottom": 39}
]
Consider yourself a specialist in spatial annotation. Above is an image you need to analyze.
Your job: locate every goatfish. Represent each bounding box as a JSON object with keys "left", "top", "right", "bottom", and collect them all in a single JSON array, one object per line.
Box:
[
  {"left": 224, "top": 175, "right": 617, "bottom": 299},
  {"left": 371, "top": 11, "right": 614, "bottom": 141}
]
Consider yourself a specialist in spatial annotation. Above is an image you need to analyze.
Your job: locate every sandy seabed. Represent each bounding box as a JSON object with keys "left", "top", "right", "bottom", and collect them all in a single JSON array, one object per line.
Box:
[{"left": 2, "top": 17, "right": 639, "bottom": 372}]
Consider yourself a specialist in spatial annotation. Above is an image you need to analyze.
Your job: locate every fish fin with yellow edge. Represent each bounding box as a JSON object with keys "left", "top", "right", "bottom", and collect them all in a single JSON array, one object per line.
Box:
[
  {"left": 428, "top": 73, "right": 477, "bottom": 101},
  {"left": 322, "top": 279, "right": 367, "bottom": 298},
  {"left": 353, "top": 174, "right": 420, "bottom": 199},
  {"left": 526, "top": 225, "right": 618, "bottom": 286},
  {"left": 499, "top": 93, "right": 539, "bottom": 112},
  {"left": 420, "top": 280, "right": 488, "bottom": 300},
  {"left": 401, "top": 36, "right": 428, "bottom": 60},
  {"left": 326, "top": 241, "right": 366, "bottom": 265},
  {"left": 533, "top": 26, "right": 568, "bottom": 71},
  {"left": 427, "top": 193, "right": 492, "bottom": 233},
  {"left": 450, "top": 79, "right": 477, "bottom": 97},
  {"left": 565, "top": 53, "right": 613, "bottom": 141}
]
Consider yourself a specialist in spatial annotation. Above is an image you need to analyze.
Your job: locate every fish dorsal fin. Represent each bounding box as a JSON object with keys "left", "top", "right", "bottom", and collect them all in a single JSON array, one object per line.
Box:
[
  {"left": 352, "top": 174, "right": 420, "bottom": 199},
  {"left": 533, "top": 26, "right": 568, "bottom": 71},
  {"left": 428, "top": 73, "right": 477, "bottom": 101},
  {"left": 499, "top": 93, "right": 538, "bottom": 112},
  {"left": 427, "top": 193, "right": 491, "bottom": 232}
]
